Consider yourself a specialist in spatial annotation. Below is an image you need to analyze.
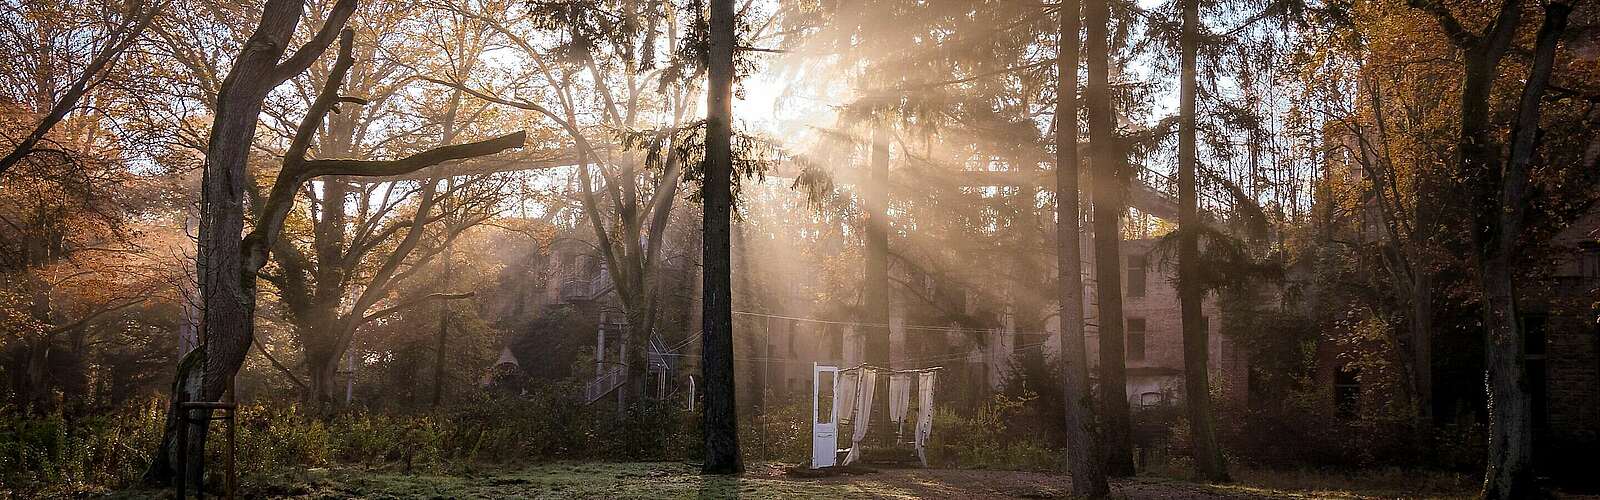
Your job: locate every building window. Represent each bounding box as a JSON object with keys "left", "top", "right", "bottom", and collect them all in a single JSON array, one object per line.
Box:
[
  {"left": 787, "top": 321, "right": 797, "bottom": 356},
  {"left": 1582, "top": 246, "right": 1600, "bottom": 278},
  {"left": 1140, "top": 391, "right": 1164, "bottom": 408},
  {"left": 830, "top": 327, "right": 843, "bottom": 361},
  {"left": 1127, "top": 255, "right": 1147, "bottom": 298},
  {"left": 1523, "top": 314, "right": 1549, "bottom": 434},
  {"left": 1335, "top": 367, "right": 1360, "bottom": 419},
  {"left": 1126, "top": 318, "right": 1146, "bottom": 361}
]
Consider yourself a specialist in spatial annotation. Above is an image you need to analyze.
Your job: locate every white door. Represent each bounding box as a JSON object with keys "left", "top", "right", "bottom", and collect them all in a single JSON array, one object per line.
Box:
[{"left": 811, "top": 363, "right": 839, "bottom": 468}]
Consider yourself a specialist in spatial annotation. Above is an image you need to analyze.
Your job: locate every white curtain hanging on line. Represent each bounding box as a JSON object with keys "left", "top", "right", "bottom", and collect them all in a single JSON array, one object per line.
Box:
[
  {"left": 915, "top": 370, "right": 937, "bottom": 466},
  {"left": 888, "top": 373, "right": 912, "bottom": 425},
  {"left": 836, "top": 369, "right": 858, "bottom": 424},
  {"left": 842, "top": 367, "right": 876, "bottom": 465}
]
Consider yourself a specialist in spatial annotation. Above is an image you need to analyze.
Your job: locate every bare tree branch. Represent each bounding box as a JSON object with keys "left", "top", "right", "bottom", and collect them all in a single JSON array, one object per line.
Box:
[
  {"left": 253, "top": 336, "right": 309, "bottom": 392},
  {"left": 359, "top": 292, "right": 475, "bottom": 325},
  {"left": 301, "top": 131, "right": 526, "bottom": 177},
  {"left": 0, "top": 0, "right": 165, "bottom": 178},
  {"left": 271, "top": 0, "right": 358, "bottom": 83},
  {"left": 1406, "top": 0, "right": 1480, "bottom": 48},
  {"left": 44, "top": 297, "right": 148, "bottom": 336}
]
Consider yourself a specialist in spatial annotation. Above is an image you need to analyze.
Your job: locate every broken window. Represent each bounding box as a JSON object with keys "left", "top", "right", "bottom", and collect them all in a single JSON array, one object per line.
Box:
[
  {"left": 1335, "top": 367, "right": 1360, "bottom": 419},
  {"left": 1140, "top": 391, "right": 1164, "bottom": 407},
  {"left": 1127, "top": 255, "right": 1147, "bottom": 298}
]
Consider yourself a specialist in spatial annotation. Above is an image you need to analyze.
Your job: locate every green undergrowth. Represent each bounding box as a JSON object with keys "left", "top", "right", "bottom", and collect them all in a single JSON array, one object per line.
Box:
[
  {"left": 100, "top": 462, "right": 909, "bottom": 500},
  {"left": 1142, "top": 462, "right": 1478, "bottom": 500}
]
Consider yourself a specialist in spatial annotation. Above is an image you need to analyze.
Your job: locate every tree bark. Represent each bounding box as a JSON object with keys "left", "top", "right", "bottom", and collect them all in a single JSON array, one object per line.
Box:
[
  {"left": 157, "top": 2, "right": 356, "bottom": 490},
  {"left": 307, "top": 342, "right": 342, "bottom": 407},
  {"left": 701, "top": 0, "right": 742, "bottom": 475},
  {"left": 1411, "top": 270, "right": 1433, "bottom": 424},
  {"left": 431, "top": 245, "right": 453, "bottom": 407},
  {"left": 1084, "top": 0, "right": 1135, "bottom": 477},
  {"left": 865, "top": 123, "right": 891, "bottom": 370},
  {"left": 1479, "top": 3, "right": 1569, "bottom": 498},
  {"left": 1054, "top": 0, "right": 1109, "bottom": 495},
  {"left": 864, "top": 122, "right": 892, "bottom": 436},
  {"left": 1178, "top": 0, "right": 1229, "bottom": 482},
  {"left": 625, "top": 304, "right": 653, "bottom": 404},
  {"left": 22, "top": 338, "right": 51, "bottom": 412}
]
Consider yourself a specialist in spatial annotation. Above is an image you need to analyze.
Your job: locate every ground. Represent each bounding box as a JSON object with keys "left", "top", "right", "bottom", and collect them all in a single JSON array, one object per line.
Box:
[{"left": 98, "top": 461, "right": 1583, "bottom": 499}]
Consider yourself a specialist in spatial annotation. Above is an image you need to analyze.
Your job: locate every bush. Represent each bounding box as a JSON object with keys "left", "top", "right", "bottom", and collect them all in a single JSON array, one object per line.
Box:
[
  {"left": 0, "top": 399, "right": 165, "bottom": 497},
  {"left": 928, "top": 394, "right": 1066, "bottom": 471},
  {"left": 0, "top": 389, "right": 704, "bottom": 496},
  {"left": 739, "top": 401, "right": 808, "bottom": 463}
]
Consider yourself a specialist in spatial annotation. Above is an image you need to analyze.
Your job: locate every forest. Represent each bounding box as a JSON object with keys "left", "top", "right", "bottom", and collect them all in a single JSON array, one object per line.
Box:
[{"left": 1, "top": 0, "right": 1597, "bottom": 498}]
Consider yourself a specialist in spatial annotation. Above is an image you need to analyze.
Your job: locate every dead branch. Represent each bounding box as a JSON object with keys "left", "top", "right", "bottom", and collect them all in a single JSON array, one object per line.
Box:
[{"left": 359, "top": 292, "right": 476, "bottom": 325}]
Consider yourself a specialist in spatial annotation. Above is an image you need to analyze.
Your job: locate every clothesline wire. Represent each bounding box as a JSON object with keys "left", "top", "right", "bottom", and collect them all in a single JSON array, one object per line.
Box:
[
  {"left": 652, "top": 313, "right": 1062, "bottom": 358},
  {"left": 835, "top": 363, "right": 945, "bottom": 374},
  {"left": 657, "top": 340, "right": 1052, "bottom": 367},
  {"left": 732, "top": 310, "right": 1058, "bottom": 337}
]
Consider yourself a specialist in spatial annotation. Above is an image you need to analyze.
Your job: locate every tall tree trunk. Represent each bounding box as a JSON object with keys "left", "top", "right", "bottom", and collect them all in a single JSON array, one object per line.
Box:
[
  {"left": 1054, "top": 0, "right": 1108, "bottom": 495},
  {"left": 22, "top": 338, "right": 51, "bottom": 412},
  {"left": 865, "top": 123, "right": 891, "bottom": 369},
  {"left": 1084, "top": 0, "right": 1135, "bottom": 477},
  {"left": 1178, "top": 0, "right": 1228, "bottom": 482},
  {"left": 431, "top": 248, "right": 452, "bottom": 408},
  {"left": 700, "top": 0, "right": 742, "bottom": 475},
  {"left": 15, "top": 278, "right": 53, "bottom": 413},
  {"left": 1411, "top": 269, "right": 1433, "bottom": 424},
  {"left": 428, "top": 298, "right": 448, "bottom": 408},
  {"left": 625, "top": 305, "right": 653, "bottom": 404},
  {"left": 170, "top": 8, "right": 314, "bottom": 489},
  {"left": 1479, "top": 3, "right": 1569, "bottom": 498},
  {"left": 864, "top": 122, "right": 892, "bottom": 433},
  {"left": 306, "top": 335, "right": 342, "bottom": 408}
]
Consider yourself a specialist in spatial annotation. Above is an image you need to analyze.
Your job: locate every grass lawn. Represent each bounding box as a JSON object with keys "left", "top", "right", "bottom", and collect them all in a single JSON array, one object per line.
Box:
[{"left": 94, "top": 461, "right": 1545, "bottom": 499}]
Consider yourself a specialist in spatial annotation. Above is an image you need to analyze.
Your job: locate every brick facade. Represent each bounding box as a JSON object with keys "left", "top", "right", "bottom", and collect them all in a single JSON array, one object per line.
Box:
[{"left": 1535, "top": 209, "right": 1600, "bottom": 450}]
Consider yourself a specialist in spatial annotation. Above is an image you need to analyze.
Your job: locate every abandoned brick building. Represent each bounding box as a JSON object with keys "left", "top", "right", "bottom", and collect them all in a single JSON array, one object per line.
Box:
[
  {"left": 1312, "top": 130, "right": 1600, "bottom": 469},
  {"left": 1529, "top": 207, "right": 1600, "bottom": 462},
  {"left": 480, "top": 164, "right": 1252, "bottom": 415}
]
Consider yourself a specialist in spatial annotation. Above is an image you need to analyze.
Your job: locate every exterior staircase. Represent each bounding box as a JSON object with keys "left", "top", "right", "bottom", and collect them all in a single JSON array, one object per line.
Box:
[
  {"left": 574, "top": 263, "right": 677, "bottom": 404},
  {"left": 582, "top": 324, "right": 676, "bottom": 404},
  {"left": 584, "top": 364, "right": 626, "bottom": 402}
]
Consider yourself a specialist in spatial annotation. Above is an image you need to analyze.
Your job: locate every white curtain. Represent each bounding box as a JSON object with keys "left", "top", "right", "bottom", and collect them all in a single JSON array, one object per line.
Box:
[
  {"left": 888, "top": 373, "right": 912, "bottom": 425},
  {"left": 836, "top": 369, "right": 858, "bottom": 424},
  {"left": 914, "top": 371, "right": 937, "bottom": 466},
  {"left": 842, "top": 367, "right": 876, "bottom": 465}
]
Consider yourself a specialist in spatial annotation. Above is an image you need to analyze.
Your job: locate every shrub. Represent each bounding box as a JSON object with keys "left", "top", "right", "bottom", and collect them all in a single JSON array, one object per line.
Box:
[
  {"left": 0, "top": 399, "right": 165, "bottom": 497},
  {"left": 928, "top": 394, "right": 1065, "bottom": 471}
]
